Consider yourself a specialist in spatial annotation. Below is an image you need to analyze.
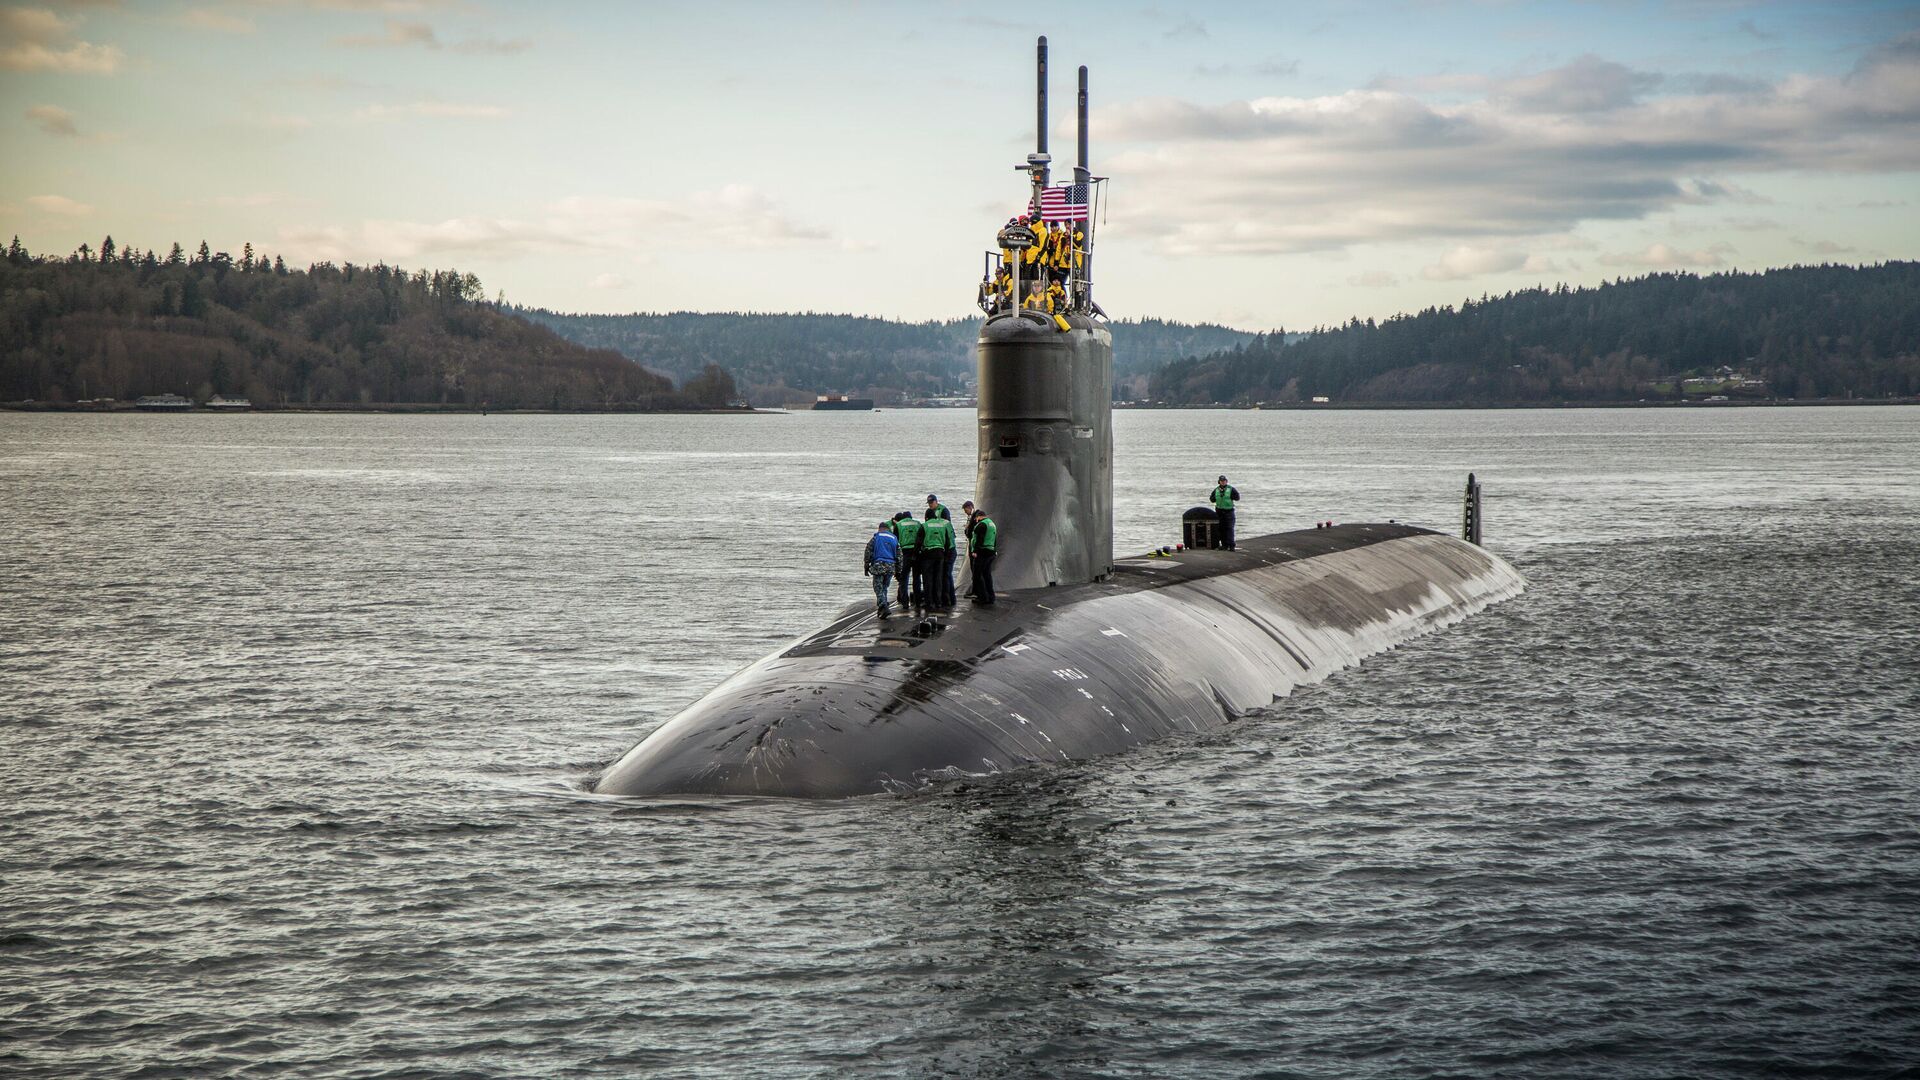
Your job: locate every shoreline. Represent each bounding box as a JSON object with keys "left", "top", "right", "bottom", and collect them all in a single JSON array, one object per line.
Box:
[{"left": 0, "top": 403, "right": 763, "bottom": 415}]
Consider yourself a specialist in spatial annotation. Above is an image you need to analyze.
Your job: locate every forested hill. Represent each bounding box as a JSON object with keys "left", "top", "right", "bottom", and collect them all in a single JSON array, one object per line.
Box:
[
  {"left": 513, "top": 308, "right": 1257, "bottom": 405},
  {"left": 0, "top": 238, "right": 686, "bottom": 409},
  {"left": 1151, "top": 263, "right": 1920, "bottom": 405}
]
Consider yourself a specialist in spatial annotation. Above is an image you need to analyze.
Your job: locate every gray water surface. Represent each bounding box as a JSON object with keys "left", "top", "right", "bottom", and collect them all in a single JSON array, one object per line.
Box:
[{"left": 3, "top": 407, "right": 1917, "bottom": 1078}]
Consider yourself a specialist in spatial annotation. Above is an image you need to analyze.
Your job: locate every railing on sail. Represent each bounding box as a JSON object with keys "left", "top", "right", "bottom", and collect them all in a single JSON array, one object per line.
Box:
[{"left": 976, "top": 175, "right": 1108, "bottom": 319}]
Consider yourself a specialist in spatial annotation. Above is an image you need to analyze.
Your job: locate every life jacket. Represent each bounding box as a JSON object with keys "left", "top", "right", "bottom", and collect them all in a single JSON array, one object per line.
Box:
[
  {"left": 921, "top": 517, "right": 954, "bottom": 551},
  {"left": 1212, "top": 485, "right": 1237, "bottom": 510},
  {"left": 975, "top": 517, "right": 997, "bottom": 552},
  {"left": 1023, "top": 225, "right": 1047, "bottom": 265},
  {"left": 894, "top": 517, "right": 923, "bottom": 549},
  {"left": 1047, "top": 227, "right": 1074, "bottom": 269}
]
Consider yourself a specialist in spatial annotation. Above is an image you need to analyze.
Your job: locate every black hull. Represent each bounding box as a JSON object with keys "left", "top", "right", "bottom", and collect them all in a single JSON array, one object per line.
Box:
[{"left": 595, "top": 524, "right": 1524, "bottom": 798}]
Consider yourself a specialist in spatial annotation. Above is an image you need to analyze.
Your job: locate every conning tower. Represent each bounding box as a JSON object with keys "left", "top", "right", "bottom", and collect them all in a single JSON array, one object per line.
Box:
[{"left": 975, "top": 38, "right": 1113, "bottom": 590}]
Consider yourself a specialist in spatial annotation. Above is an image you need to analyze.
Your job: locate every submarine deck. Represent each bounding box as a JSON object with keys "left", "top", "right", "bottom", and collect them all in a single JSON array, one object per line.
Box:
[{"left": 795, "top": 522, "right": 1435, "bottom": 664}]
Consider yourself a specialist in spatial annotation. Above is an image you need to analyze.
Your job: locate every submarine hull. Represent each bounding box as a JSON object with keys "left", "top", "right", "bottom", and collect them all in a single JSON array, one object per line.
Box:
[{"left": 594, "top": 524, "right": 1524, "bottom": 798}]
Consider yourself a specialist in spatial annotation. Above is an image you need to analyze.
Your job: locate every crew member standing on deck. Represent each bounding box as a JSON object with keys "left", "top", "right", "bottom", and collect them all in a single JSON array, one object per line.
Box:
[
  {"left": 926, "top": 492, "right": 954, "bottom": 592},
  {"left": 1211, "top": 475, "right": 1241, "bottom": 551},
  {"left": 960, "top": 500, "right": 978, "bottom": 598},
  {"left": 920, "top": 504, "right": 957, "bottom": 609},
  {"left": 864, "top": 521, "right": 901, "bottom": 618},
  {"left": 892, "top": 511, "right": 923, "bottom": 608},
  {"left": 971, "top": 510, "right": 998, "bottom": 605}
]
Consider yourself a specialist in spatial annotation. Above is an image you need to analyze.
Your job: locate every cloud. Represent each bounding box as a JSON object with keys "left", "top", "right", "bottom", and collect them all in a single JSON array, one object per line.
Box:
[
  {"left": 0, "top": 6, "right": 125, "bottom": 73},
  {"left": 277, "top": 185, "right": 831, "bottom": 264},
  {"left": 331, "top": 17, "right": 528, "bottom": 52},
  {"left": 181, "top": 8, "right": 255, "bottom": 33},
  {"left": 452, "top": 36, "right": 529, "bottom": 54},
  {"left": 1422, "top": 246, "right": 1525, "bottom": 280},
  {"left": 1795, "top": 238, "right": 1855, "bottom": 255},
  {"left": 1497, "top": 54, "right": 1660, "bottom": 113},
  {"left": 1347, "top": 269, "right": 1399, "bottom": 287},
  {"left": 26, "top": 103, "right": 76, "bottom": 135},
  {"left": 1163, "top": 16, "right": 1206, "bottom": 41},
  {"left": 1672, "top": 72, "right": 1772, "bottom": 95},
  {"left": 1596, "top": 242, "right": 1733, "bottom": 269},
  {"left": 1095, "top": 33, "right": 1920, "bottom": 257},
  {"left": 26, "top": 194, "right": 93, "bottom": 217},
  {"left": 334, "top": 18, "right": 435, "bottom": 47},
  {"left": 1680, "top": 178, "right": 1769, "bottom": 205},
  {"left": 355, "top": 101, "right": 509, "bottom": 120},
  {"left": 588, "top": 272, "right": 629, "bottom": 289}
]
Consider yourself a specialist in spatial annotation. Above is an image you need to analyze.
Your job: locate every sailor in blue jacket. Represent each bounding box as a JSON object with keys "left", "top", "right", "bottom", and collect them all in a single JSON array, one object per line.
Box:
[{"left": 864, "top": 521, "right": 903, "bottom": 617}]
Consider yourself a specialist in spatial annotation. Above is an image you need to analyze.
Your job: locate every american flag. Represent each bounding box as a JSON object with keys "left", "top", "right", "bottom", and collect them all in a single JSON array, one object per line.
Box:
[{"left": 1037, "top": 182, "right": 1090, "bottom": 222}]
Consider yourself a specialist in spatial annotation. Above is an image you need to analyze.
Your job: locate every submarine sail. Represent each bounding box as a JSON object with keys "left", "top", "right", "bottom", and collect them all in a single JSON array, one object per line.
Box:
[{"left": 975, "top": 37, "right": 1113, "bottom": 591}]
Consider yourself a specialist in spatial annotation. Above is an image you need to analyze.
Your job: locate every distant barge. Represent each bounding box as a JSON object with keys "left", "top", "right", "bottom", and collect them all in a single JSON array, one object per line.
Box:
[
  {"left": 811, "top": 395, "right": 875, "bottom": 411},
  {"left": 132, "top": 394, "right": 252, "bottom": 411}
]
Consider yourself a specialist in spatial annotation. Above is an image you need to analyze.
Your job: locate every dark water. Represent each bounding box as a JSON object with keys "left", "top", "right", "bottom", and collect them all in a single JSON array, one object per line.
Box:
[{"left": 3, "top": 406, "right": 1917, "bottom": 1078}]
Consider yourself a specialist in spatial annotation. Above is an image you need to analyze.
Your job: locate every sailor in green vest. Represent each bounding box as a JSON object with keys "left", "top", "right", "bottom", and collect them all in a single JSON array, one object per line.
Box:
[
  {"left": 925, "top": 494, "right": 954, "bottom": 606},
  {"left": 920, "top": 503, "right": 957, "bottom": 608},
  {"left": 1211, "top": 474, "right": 1241, "bottom": 550},
  {"left": 971, "top": 510, "right": 997, "bottom": 605},
  {"left": 891, "top": 511, "right": 924, "bottom": 608}
]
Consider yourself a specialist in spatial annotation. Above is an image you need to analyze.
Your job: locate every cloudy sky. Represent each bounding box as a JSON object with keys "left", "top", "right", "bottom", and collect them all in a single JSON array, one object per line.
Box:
[{"left": 3, "top": 1, "right": 1917, "bottom": 329}]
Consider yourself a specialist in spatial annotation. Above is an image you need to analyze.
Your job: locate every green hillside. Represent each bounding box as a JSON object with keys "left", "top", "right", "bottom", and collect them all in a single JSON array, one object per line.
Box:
[
  {"left": 1, "top": 237, "right": 684, "bottom": 409},
  {"left": 1151, "top": 263, "right": 1920, "bottom": 405}
]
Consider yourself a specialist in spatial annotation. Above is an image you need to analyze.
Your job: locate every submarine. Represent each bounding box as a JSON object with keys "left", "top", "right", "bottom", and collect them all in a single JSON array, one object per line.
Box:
[{"left": 594, "top": 38, "right": 1525, "bottom": 799}]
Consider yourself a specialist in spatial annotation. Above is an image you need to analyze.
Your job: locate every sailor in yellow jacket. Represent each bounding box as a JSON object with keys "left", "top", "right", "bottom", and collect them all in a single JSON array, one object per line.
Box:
[
  {"left": 980, "top": 265, "right": 1013, "bottom": 314},
  {"left": 1023, "top": 221, "right": 1048, "bottom": 270},
  {"left": 1045, "top": 222, "right": 1081, "bottom": 280},
  {"left": 1027, "top": 279, "right": 1072, "bottom": 332}
]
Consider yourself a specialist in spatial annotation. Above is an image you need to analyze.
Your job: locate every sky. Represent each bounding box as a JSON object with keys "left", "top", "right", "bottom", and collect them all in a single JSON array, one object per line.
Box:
[{"left": 3, "top": 0, "right": 1918, "bottom": 331}]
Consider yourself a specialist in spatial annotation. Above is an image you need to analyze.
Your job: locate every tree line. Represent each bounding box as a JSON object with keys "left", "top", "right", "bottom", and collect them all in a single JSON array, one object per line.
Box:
[
  {"left": 0, "top": 236, "right": 739, "bottom": 409},
  {"left": 1150, "top": 263, "right": 1920, "bottom": 405},
  {"left": 514, "top": 308, "right": 1257, "bottom": 406}
]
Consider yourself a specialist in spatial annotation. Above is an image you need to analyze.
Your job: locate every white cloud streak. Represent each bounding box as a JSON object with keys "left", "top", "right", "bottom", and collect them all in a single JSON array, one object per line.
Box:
[
  {"left": 1595, "top": 242, "right": 1734, "bottom": 269},
  {"left": 26, "top": 102, "right": 76, "bottom": 135},
  {"left": 331, "top": 17, "right": 528, "bottom": 53},
  {"left": 0, "top": 5, "right": 124, "bottom": 73},
  {"left": 26, "top": 194, "right": 93, "bottom": 217}
]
